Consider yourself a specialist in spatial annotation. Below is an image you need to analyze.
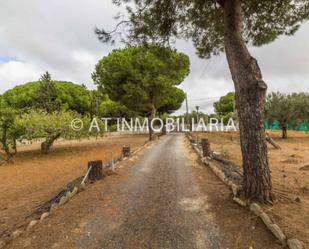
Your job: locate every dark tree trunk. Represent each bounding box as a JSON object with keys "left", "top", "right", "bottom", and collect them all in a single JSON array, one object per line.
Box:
[
  {"left": 13, "top": 138, "right": 17, "bottom": 154},
  {"left": 222, "top": 0, "right": 274, "bottom": 203},
  {"left": 201, "top": 138, "right": 212, "bottom": 158},
  {"left": 148, "top": 103, "right": 156, "bottom": 141},
  {"left": 0, "top": 126, "right": 14, "bottom": 163},
  {"left": 122, "top": 146, "right": 131, "bottom": 157},
  {"left": 282, "top": 127, "right": 288, "bottom": 139},
  {"left": 88, "top": 160, "right": 103, "bottom": 181},
  {"left": 41, "top": 132, "right": 61, "bottom": 154},
  {"left": 162, "top": 117, "right": 167, "bottom": 135}
]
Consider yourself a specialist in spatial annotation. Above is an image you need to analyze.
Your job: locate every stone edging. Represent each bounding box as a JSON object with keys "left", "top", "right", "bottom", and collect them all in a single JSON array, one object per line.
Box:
[
  {"left": 186, "top": 133, "right": 304, "bottom": 249},
  {"left": 0, "top": 139, "right": 153, "bottom": 249}
]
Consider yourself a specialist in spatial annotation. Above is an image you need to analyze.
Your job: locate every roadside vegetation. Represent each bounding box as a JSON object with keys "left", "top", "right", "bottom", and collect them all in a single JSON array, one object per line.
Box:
[{"left": 98, "top": 0, "right": 309, "bottom": 203}]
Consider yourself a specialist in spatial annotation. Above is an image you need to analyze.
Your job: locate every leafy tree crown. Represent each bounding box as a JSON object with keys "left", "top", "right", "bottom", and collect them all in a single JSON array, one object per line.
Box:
[
  {"left": 97, "top": 0, "right": 309, "bottom": 58},
  {"left": 92, "top": 44, "right": 190, "bottom": 114}
]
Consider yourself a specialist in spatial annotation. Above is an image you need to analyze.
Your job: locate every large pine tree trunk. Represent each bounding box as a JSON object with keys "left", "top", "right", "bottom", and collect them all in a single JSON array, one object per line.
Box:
[{"left": 222, "top": 0, "right": 274, "bottom": 203}]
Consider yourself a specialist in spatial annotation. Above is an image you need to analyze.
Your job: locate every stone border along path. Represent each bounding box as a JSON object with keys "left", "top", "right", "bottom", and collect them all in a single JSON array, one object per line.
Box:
[
  {"left": 0, "top": 139, "right": 152, "bottom": 249},
  {"left": 186, "top": 133, "right": 304, "bottom": 249}
]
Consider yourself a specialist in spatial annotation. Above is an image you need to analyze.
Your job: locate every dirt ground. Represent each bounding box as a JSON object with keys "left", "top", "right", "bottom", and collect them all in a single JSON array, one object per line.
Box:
[
  {"left": 193, "top": 130, "right": 309, "bottom": 246},
  {"left": 6, "top": 134, "right": 281, "bottom": 249},
  {"left": 0, "top": 134, "right": 148, "bottom": 239}
]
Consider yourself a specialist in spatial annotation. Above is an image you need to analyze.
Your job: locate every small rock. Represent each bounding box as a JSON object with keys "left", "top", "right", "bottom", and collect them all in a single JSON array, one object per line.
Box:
[
  {"left": 299, "top": 165, "right": 309, "bottom": 171},
  {"left": 295, "top": 197, "right": 301, "bottom": 203},
  {"left": 71, "top": 186, "right": 78, "bottom": 197},
  {"left": 268, "top": 223, "right": 286, "bottom": 244},
  {"left": 233, "top": 197, "right": 246, "bottom": 207},
  {"left": 51, "top": 243, "right": 60, "bottom": 249},
  {"left": 250, "top": 203, "right": 263, "bottom": 216},
  {"left": 59, "top": 196, "right": 68, "bottom": 205},
  {"left": 80, "top": 182, "right": 86, "bottom": 190},
  {"left": 40, "top": 212, "right": 50, "bottom": 222},
  {"left": 50, "top": 203, "right": 58, "bottom": 212},
  {"left": 65, "top": 191, "right": 72, "bottom": 199},
  {"left": 260, "top": 212, "right": 272, "bottom": 226},
  {"left": 287, "top": 239, "right": 303, "bottom": 249},
  {"left": 27, "top": 220, "right": 38, "bottom": 232},
  {"left": 0, "top": 240, "right": 6, "bottom": 249},
  {"left": 11, "top": 229, "right": 23, "bottom": 239},
  {"left": 231, "top": 184, "right": 239, "bottom": 197}
]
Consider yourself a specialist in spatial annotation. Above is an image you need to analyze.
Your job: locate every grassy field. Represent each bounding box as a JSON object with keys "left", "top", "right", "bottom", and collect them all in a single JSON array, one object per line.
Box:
[
  {"left": 0, "top": 134, "right": 148, "bottom": 238},
  {"left": 192, "top": 130, "right": 309, "bottom": 245}
]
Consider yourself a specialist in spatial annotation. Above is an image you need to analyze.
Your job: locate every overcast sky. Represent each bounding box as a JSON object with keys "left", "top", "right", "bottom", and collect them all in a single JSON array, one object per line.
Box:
[{"left": 0, "top": 0, "right": 308, "bottom": 114}]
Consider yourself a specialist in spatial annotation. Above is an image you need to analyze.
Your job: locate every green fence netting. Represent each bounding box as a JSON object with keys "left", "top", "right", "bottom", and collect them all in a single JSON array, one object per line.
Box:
[{"left": 265, "top": 121, "right": 309, "bottom": 131}]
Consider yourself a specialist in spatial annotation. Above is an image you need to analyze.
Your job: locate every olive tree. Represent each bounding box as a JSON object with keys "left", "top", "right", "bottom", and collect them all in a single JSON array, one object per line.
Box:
[
  {"left": 22, "top": 111, "right": 103, "bottom": 154},
  {"left": 265, "top": 92, "right": 309, "bottom": 139},
  {"left": 0, "top": 108, "right": 24, "bottom": 163},
  {"left": 96, "top": 0, "right": 309, "bottom": 202}
]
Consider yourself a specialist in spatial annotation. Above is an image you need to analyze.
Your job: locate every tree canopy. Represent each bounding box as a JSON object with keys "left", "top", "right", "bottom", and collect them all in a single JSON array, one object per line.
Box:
[
  {"left": 265, "top": 92, "right": 309, "bottom": 138},
  {"left": 93, "top": 44, "right": 190, "bottom": 113},
  {"left": 157, "top": 87, "right": 186, "bottom": 115},
  {"left": 96, "top": 0, "right": 309, "bottom": 202},
  {"left": 99, "top": 99, "right": 136, "bottom": 118},
  {"left": 97, "top": 1, "right": 309, "bottom": 58},
  {"left": 2, "top": 81, "right": 92, "bottom": 114},
  {"left": 36, "top": 71, "right": 60, "bottom": 113},
  {"left": 214, "top": 92, "right": 235, "bottom": 115},
  {"left": 213, "top": 92, "right": 235, "bottom": 124},
  {"left": 92, "top": 44, "right": 190, "bottom": 139}
]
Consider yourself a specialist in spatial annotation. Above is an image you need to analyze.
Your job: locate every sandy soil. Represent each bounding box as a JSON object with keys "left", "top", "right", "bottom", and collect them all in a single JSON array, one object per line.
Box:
[
  {"left": 7, "top": 134, "right": 280, "bottom": 249},
  {"left": 0, "top": 134, "right": 148, "bottom": 239},
  {"left": 193, "top": 130, "right": 309, "bottom": 246}
]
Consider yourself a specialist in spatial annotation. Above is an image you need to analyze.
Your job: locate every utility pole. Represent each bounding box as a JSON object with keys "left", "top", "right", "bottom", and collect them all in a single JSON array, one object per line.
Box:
[
  {"left": 196, "top": 105, "right": 200, "bottom": 122},
  {"left": 196, "top": 105, "right": 200, "bottom": 132}
]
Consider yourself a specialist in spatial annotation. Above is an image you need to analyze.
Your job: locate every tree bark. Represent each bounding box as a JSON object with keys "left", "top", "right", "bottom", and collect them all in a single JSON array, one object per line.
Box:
[
  {"left": 282, "top": 126, "right": 288, "bottom": 139},
  {"left": 41, "top": 132, "right": 61, "bottom": 154},
  {"left": 222, "top": 0, "right": 274, "bottom": 203},
  {"left": 122, "top": 146, "right": 131, "bottom": 157},
  {"left": 0, "top": 126, "right": 14, "bottom": 163},
  {"left": 201, "top": 138, "right": 212, "bottom": 158},
  {"left": 88, "top": 160, "right": 103, "bottom": 181},
  {"left": 148, "top": 102, "right": 156, "bottom": 141},
  {"left": 265, "top": 134, "right": 281, "bottom": 150}
]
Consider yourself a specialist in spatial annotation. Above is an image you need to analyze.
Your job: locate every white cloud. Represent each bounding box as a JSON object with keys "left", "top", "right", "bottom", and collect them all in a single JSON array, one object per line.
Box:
[
  {"left": 0, "top": 61, "right": 41, "bottom": 92},
  {"left": 0, "top": 1, "right": 308, "bottom": 114}
]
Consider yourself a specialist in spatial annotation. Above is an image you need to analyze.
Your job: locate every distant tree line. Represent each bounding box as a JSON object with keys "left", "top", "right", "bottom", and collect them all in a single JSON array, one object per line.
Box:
[
  {"left": 211, "top": 91, "right": 309, "bottom": 139},
  {"left": 0, "top": 72, "right": 108, "bottom": 163},
  {"left": 265, "top": 92, "right": 309, "bottom": 138},
  {"left": 0, "top": 44, "right": 190, "bottom": 163}
]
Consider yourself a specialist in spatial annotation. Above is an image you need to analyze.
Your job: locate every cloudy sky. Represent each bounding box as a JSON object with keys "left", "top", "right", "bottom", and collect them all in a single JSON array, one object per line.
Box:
[{"left": 0, "top": 0, "right": 308, "bottom": 114}]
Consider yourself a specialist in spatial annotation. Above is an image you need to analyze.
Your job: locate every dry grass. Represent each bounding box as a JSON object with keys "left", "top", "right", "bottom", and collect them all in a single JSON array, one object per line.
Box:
[
  {"left": 0, "top": 134, "right": 148, "bottom": 238},
  {"left": 193, "top": 130, "right": 309, "bottom": 245}
]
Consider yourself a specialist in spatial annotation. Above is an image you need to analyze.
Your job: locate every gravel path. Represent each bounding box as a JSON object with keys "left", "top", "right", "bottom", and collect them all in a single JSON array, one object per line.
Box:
[
  {"left": 80, "top": 133, "right": 226, "bottom": 249},
  {"left": 8, "top": 133, "right": 280, "bottom": 249}
]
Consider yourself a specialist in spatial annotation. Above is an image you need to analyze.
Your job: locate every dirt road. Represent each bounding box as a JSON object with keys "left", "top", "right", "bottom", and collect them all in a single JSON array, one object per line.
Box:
[{"left": 8, "top": 134, "right": 280, "bottom": 249}]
